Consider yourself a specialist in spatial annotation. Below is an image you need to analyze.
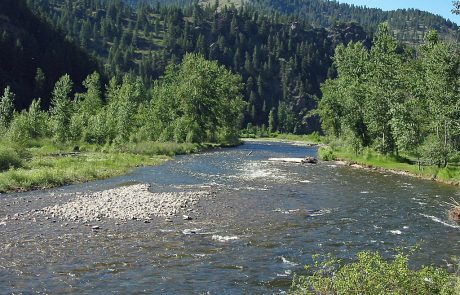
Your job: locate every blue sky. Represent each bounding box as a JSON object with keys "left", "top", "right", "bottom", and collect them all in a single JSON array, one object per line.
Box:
[{"left": 337, "top": 0, "right": 460, "bottom": 24}]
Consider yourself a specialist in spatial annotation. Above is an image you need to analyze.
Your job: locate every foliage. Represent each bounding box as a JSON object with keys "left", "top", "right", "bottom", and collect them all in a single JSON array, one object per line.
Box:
[
  {"left": 0, "top": 86, "right": 15, "bottom": 131},
  {"left": 50, "top": 74, "right": 74, "bottom": 143},
  {"left": 120, "top": 141, "right": 199, "bottom": 156},
  {"left": 0, "top": 145, "right": 23, "bottom": 172},
  {"left": 291, "top": 251, "right": 456, "bottom": 295},
  {"left": 318, "top": 147, "right": 336, "bottom": 161},
  {"left": 319, "top": 24, "right": 460, "bottom": 166},
  {"left": 319, "top": 145, "right": 460, "bottom": 184},
  {"left": 0, "top": 53, "right": 244, "bottom": 191},
  {"left": 150, "top": 54, "right": 245, "bottom": 143},
  {"left": 22, "top": 0, "right": 370, "bottom": 133},
  {"left": 0, "top": 0, "right": 98, "bottom": 109}
]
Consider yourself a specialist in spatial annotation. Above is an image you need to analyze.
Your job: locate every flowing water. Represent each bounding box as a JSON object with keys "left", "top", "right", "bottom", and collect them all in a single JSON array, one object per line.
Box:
[{"left": 1, "top": 141, "right": 459, "bottom": 294}]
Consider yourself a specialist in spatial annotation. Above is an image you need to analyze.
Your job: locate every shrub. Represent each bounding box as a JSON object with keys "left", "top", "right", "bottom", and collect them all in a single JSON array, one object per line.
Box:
[
  {"left": 319, "top": 147, "right": 336, "bottom": 161},
  {"left": 0, "top": 145, "right": 23, "bottom": 171},
  {"left": 291, "top": 251, "right": 456, "bottom": 295}
]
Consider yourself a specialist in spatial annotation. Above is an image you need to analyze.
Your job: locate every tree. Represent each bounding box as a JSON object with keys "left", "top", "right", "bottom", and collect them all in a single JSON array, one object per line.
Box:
[
  {"left": 268, "top": 108, "right": 277, "bottom": 133},
  {"left": 453, "top": 1, "right": 460, "bottom": 14},
  {"left": 0, "top": 86, "right": 15, "bottom": 131},
  {"left": 151, "top": 54, "right": 244, "bottom": 143},
  {"left": 365, "top": 22, "right": 404, "bottom": 154},
  {"left": 50, "top": 74, "right": 74, "bottom": 143},
  {"left": 419, "top": 30, "right": 460, "bottom": 167},
  {"left": 34, "top": 68, "right": 46, "bottom": 98}
]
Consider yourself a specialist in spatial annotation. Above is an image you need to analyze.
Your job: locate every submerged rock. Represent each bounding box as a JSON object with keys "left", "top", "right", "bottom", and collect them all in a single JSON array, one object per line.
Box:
[
  {"left": 449, "top": 206, "right": 460, "bottom": 222},
  {"left": 301, "top": 156, "right": 318, "bottom": 164}
]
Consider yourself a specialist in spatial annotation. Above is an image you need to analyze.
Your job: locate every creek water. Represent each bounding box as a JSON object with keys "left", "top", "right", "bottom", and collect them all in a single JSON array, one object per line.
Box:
[{"left": 1, "top": 141, "right": 459, "bottom": 294}]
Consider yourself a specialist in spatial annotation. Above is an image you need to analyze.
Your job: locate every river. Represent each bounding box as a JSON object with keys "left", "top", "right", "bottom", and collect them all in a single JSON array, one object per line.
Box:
[{"left": 1, "top": 141, "right": 459, "bottom": 294}]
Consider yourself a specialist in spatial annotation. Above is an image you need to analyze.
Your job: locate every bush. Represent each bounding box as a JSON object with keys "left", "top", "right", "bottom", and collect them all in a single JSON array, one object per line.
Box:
[
  {"left": 291, "top": 251, "right": 456, "bottom": 295},
  {"left": 0, "top": 145, "right": 23, "bottom": 171},
  {"left": 120, "top": 141, "right": 199, "bottom": 156},
  {"left": 319, "top": 147, "right": 336, "bottom": 161}
]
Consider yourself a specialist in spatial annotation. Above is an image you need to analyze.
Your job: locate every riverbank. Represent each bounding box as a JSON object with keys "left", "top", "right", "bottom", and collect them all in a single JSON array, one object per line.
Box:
[
  {"left": 0, "top": 140, "right": 238, "bottom": 193},
  {"left": 241, "top": 133, "right": 322, "bottom": 146},
  {"left": 319, "top": 146, "right": 460, "bottom": 186}
]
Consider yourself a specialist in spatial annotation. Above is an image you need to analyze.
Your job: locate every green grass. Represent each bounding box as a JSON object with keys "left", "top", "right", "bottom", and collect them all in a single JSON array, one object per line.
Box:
[
  {"left": 120, "top": 141, "right": 200, "bottom": 156},
  {"left": 0, "top": 151, "right": 169, "bottom": 193},
  {"left": 0, "top": 139, "right": 239, "bottom": 193},
  {"left": 319, "top": 146, "right": 460, "bottom": 185},
  {"left": 0, "top": 145, "right": 24, "bottom": 171},
  {"left": 241, "top": 133, "right": 323, "bottom": 144}
]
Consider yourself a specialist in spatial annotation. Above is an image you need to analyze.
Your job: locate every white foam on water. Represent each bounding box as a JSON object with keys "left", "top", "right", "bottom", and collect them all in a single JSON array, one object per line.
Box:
[
  {"left": 182, "top": 228, "right": 202, "bottom": 235},
  {"left": 420, "top": 214, "right": 460, "bottom": 229},
  {"left": 192, "top": 254, "right": 208, "bottom": 258},
  {"left": 274, "top": 208, "right": 302, "bottom": 215},
  {"left": 403, "top": 226, "right": 409, "bottom": 229},
  {"left": 159, "top": 229, "right": 175, "bottom": 233},
  {"left": 279, "top": 256, "right": 299, "bottom": 266},
  {"left": 389, "top": 230, "right": 403, "bottom": 235},
  {"left": 309, "top": 208, "right": 333, "bottom": 217},
  {"left": 234, "top": 162, "right": 290, "bottom": 182},
  {"left": 212, "top": 235, "right": 239, "bottom": 242}
]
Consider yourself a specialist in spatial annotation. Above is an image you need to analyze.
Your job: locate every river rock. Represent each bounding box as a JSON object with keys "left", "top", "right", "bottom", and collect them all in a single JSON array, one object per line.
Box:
[{"left": 40, "top": 184, "right": 213, "bottom": 222}]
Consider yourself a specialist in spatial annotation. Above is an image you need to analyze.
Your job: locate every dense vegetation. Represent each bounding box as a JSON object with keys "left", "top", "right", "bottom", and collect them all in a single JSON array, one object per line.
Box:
[
  {"left": 1, "top": 53, "right": 243, "bottom": 147},
  {"left": 6, "top": 0, "right": 458, "bottom": 135},
  {"left": 318, "top": 23, "right": 460, "bottom": 170},
  {"left": 23, "top": 0, "right": 370, "bottom": 133},
  {"left": 291, "top": 251, "right": 459, "bottom": 294},
  {"left": 0, "top": 53, "right": 243, "bottom": 191},
  {"left": 248, "top": 0, "right": 460, "bottom": 45},
  {"left": 0, "top": 0, "right": 99, "bottom": 109}
]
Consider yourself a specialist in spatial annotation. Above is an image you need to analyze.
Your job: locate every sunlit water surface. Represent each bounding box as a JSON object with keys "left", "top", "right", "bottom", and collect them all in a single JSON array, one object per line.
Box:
[{"left": 1, "top": 141, "right": 459, "bottom": 294}]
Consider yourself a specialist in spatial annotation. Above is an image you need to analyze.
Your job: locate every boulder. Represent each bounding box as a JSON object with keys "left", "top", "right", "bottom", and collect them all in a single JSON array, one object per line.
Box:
[{"left": 302, "top": 156, "right": 318, "bottom": 164}]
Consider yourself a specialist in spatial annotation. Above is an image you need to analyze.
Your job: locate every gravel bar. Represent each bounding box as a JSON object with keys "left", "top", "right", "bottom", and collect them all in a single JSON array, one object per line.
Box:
[{"left": 40, "top": 183, "right": 213, "bottom": 222}]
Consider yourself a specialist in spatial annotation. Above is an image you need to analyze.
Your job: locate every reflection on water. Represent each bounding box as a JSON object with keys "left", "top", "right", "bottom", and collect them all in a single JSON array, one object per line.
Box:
[{"left": 1, "top": 140, "right": 459, "bottom": 294}]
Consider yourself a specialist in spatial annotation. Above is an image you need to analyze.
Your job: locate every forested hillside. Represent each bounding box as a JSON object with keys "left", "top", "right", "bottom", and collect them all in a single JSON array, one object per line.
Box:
[
  {"left": 0, "top": 0, "right": 99, "bottom": 109},
  {"left": 6, "top": 0, "right": 460, "bottom": 133},
  {"left": 246, "top": 0, "right": 460, "bottom": 44},
  {"left": 24, "top": 0, "right": 368, "bottom": 133}
]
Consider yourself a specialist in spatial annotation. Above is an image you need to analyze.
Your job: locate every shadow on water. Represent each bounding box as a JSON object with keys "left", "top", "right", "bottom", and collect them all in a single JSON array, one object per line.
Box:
[{"left": 0, "top": 141, "right": 459, "bottom": 294}]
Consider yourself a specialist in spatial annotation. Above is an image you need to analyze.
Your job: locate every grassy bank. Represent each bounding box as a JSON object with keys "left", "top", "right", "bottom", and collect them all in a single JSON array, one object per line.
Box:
[
  {"left": 241, "top": 132, "right": 323, "bottom": 144},
  {"left": 319, "top": 146, "right": 460, "bottom": 185},
  {"left": 0, "top": 140, "right": 233, "bottom": 193}
]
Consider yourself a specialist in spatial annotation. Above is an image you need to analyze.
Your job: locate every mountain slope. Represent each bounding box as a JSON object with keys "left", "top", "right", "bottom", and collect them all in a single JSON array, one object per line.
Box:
[
  {"left": 205, "top": 0, "right": 460, "bottom": 44},
  {"left": 0, "top": 0, "right": 99, "bottom": 108},
  {"left": 25, "top": 0, "right": 371, "bottom": 133}
]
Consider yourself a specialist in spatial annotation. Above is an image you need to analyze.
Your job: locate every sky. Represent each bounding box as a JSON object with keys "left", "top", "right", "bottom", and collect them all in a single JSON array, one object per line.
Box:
[{"left": 336, "top": 0, "right": 460, "bottom": 24}]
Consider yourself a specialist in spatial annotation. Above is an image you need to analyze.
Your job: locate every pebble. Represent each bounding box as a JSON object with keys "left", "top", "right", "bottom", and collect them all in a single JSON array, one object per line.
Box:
[
  {"left": 40, "top": 184, "right": 213, "bottom": 222},
  {"left": 183, "top": 215, "right": 192, "bottom": 220},
  {"left": 91, "top": 225, "right": 100, "bottom": 230}
]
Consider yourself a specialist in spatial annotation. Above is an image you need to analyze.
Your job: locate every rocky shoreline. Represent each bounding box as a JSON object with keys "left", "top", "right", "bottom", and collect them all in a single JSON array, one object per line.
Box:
[
  {"left": 39, "top": 183, "right": 214, "bottom": 222},
  {"left": 334, "top": 160, "right": 460, "bottom": 187}
]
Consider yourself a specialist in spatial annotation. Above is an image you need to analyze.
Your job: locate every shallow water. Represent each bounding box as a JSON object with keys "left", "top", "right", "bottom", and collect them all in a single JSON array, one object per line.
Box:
[{"left": 1, "top": 141, "right": 459, "bottom": 294}]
